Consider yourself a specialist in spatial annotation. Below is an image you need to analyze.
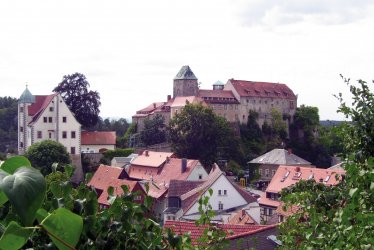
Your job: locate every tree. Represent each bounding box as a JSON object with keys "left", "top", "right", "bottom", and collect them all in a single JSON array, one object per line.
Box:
[
  {"left": 140, "top": 114, "right": 166, "bottom": 146},
  {"left": 240, "top": 110, "right": 265, "bottom": 161},
  {"left": 262, "top": 108, "right": 288, "bottom": 151},
  {"left": 25, "top": 140, "right": 71, "bottom": 175},
  {"left": 169, "top": 103, "right": 235, "bottom": 166},
  {"left": 279, "top": 77, "right": 374, "bottom": 249},
  {"left": 53, "top": 73, "right": 101, "bottom": 128},
  {"left": 0, "top": 97, "right": 18, "bottom": 153}
]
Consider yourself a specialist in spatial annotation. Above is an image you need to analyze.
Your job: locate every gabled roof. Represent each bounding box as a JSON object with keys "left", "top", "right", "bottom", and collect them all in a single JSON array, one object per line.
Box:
[
  {"left": 81, "top": 131, "right": 116, "bottom": 145},
  {"left": 19, "top": 86, "right": 35, "bottom": 104},
  {"left": 266, "top": 165, "right": 345, "bottom": 194},
  {"left": 164, "top": 220, "right": 276, "bottom": 245},
  {"left": 229, "top": 79, "right": 296, "bottom": 99},
  {"left": 28, "top": 94, "right": 58, "bottom": 124},
  {"left": 112, "top": 154, "right": 138, "bottom": 164},
  {"left": 168, "top": 179, "right": 205, "bottom": 197},
  {"left": 174, "top": 65, "right": 197, "bottom": 80},
  {"left": 130, "top": 151, "right": 174, "bottom": 168},
  {"left": 88, "top": 165, "right": 142, "bottom": 206},
  {"left": 227, "top": 209, "right": 257, "bottom": 225},
  {"left": 249, "top": 149, "right": 311, "bottom": 165}
]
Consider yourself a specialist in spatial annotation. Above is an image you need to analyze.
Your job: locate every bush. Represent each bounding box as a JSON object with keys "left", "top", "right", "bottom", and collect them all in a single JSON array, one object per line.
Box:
[{"left": 102, "top": 148, "right": 135, "bottom": 161}]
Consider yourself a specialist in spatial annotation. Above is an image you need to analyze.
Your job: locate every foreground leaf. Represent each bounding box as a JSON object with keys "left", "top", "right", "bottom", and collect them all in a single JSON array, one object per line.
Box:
[
  {"left": 41, "top": 208, "right": 83, "bottom": 250},
  {"left": 0, "top": 156, "right": 31, "bottom": 174},
  {"left": 0, "top": 221, "right": 32, "bottom": 250},
  {"left": 0, "top": 167, "right": 46, "bottom": 226}
]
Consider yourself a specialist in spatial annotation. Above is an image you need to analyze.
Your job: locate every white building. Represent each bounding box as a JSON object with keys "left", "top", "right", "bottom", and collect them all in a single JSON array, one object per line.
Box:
[{"left": 18, "top": 86, "right": 81, "bottom": 155}]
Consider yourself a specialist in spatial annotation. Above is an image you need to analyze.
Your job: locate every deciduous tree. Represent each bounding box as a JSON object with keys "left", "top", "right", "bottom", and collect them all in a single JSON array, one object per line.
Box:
[
  {"left": 140, "top": 114, "right": 166, "bottom": 146},
  {"left": 53, "top": 73, "right": 101, "bottom": 128}
]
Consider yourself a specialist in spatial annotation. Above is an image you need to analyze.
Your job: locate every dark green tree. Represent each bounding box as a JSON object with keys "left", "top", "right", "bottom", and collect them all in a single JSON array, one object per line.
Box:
[
  {"left": 262, "top": 108, "right": 288, "bottom": 151},
  {"left": 25, "top": 140, "right": 71, "bottom": 175},
  {"left": 140, "top": 114, "right": 166, "bottom": 146},
  {"left": 0, "top": 97, "right": 18, "bottom": 153},
  {"left": 169, "top": 103, "right": 235, "bottom": 166},
  {"left": 53, "top": 73, "right": 101, "bottom": 128},
  {"left": 240, "top": 110, "right": 265, "bottom": 161},
  {"left": 279, "top": 77, "right": 374, "bottom": 249}
]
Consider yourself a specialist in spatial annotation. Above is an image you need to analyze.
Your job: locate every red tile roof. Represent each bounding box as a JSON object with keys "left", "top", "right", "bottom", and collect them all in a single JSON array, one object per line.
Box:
[
  {"left": 171, "top": 96, "right": 206, "bottom": 107},
  {"left": 164, "top": 221, "right": 276, "bottom": 244},
  {"left": 130, "top": 151, "right": 174, "bottom": 168},
  {"left": 88, "top": 165, "right": 143, "bottom": 206},
  {"left": 128, "top": 156, "right": 203, "bottom": 199},
  {"left": 227, "top": 209, "right": 257, "bottom": 225},
  {"left": 198, "top": 89, "right": 240, "bottom": 104},
  {"left": 229, "top": 79, "right": 296, "bottom": 99},
  {"left": 28, "top": 94, "right": 57, "bottom": 124},
  {"left": 81, "top": 131, "right": 116, "bottom": 145},
  {"left": 266, "top": 165, "right": 345, "bottom": 193}
]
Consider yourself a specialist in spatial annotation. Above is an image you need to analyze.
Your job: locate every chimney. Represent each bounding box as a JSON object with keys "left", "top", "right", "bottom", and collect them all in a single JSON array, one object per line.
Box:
[
  {"left": 166, "top": 156, "right": 170, "bottom": 163},
  {"left": 181, "top": 158, "right": 187, "bottom": 173},
  {"left": 241, "top": 210, "right": 246, "bottom": 217},
  {"left": 295, "top": 166, "right": 300, "bottom": 172},
  {"left": 287, "top": 148, "right": 292, "bottom": 155},
  {"left": 167, "top": 95, "right": 171, "bottom": 101},
  {"left": 144, "top": 150, "right": 149, "bottom": 157}
]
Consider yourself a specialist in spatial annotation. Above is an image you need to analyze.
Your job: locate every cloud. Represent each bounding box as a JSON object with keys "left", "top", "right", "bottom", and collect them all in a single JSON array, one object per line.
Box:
[{"left": 238, "top": 0, "right": 374, "bottom": 26}]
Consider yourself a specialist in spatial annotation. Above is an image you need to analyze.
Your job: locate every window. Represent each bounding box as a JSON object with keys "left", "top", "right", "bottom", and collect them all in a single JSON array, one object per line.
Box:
[
  {"left": 198, "top": 174, "right": 203, "bottom": 180},
  {"left": 134, "top": 195, "right": 142, "bottom": 201},
  {"left": 62, "top": 131, "right": 67, "bottom": 139},
  {"left": 43, "top": 117, "right": 47, "bottom": 123},
  {"left": 49, "top": 107, "right": 54, "bottom": 112},
  {"left": 20, "top": 107, "right": 24, "bottom": 113},
  {"left": 70, "top": 147, "right": 76, "bottom": 154},
  {"left": 20, "top": 126, "right": 23, "bottom": 132},
  {"left": 265, "top": 169, "right": 269, "bottom": 177},
  {"left": 265, "top": 100, "right": 267, "bottom": 104},
  {"left": 223, "top": 190, "right": 227, "bottom": 195},
  {"left": 62, "top": 117, "right": 67, "bottom": 123},
  {"left": 37, "top": 131, "right": 42, "bottom": 139},
  {"left": 71, "top": 131, "right": 76, "bottom": 138},
  {"left": 259, "top": 169, "right": 263, "bottom": 176},
  {"left": 224, "top": 105, "right": 227, "bottom": 110},
  {"left": 218, "top": 190, "right": 222, "bottom": 196},
  {"left": 218, "top": 202, "right": 223, "bottom": 210},
  {"left": 243, "top": 115, "right": 245, "bottom": 120},
  {"left": 272, "top": 170, "right": 276, "bottom": 177},
  {"left": 48, "top": 117, "right": 52, "bottom": 123},
  {"left": 20, "top": 142, "right": 23, "bottom": 148},
  {"left": 49, "top": 132, "right": 52, "bottom": 139},
  {"left": 290, "top": 101, "right": 294, "bottom": 109}
]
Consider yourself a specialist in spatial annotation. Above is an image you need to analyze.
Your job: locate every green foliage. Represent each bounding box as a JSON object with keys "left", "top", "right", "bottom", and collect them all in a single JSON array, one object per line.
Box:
[
  {"left": 261, "top": 108, "right": 288, "bottom": 151},
  {"left": 140, "top": 114, "right": 167, "bottom": 146},
  {"left": 169, "top": 103, "right": 236, "bottom": 166},
  {"left": 0, "top": 97, "right": 18, "bottom": 154},
  {"left": 102, "top": 148, "right": 134, "bottom": 161},
  {"left": 25, "top": 140, "right": 71, "bottom": 176},
  {"left": 240, "top": 110, "right": 265, "bottom": 161},
  {"left": 53, "top": 73, "right": 101, "bottom": 128},
  {"left": 279, "top": 77, "right": 374, "bottom": 249}
]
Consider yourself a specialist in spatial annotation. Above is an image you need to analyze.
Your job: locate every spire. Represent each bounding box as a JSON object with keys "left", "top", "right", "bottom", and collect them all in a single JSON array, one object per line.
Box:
[
  {"left": 174, "top": 65, "right": 198, "bottom": 80},
  {"left": 18, "top": 85, "right": 35, "bottom": 104}
]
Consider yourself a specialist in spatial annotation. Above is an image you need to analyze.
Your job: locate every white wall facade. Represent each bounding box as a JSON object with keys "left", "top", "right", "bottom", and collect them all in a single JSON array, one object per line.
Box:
[
  {"left": 187, "top": 164, "right": 208, "bottom": 181},
  {"left": 185, "top": 175, "right": 248, "bottom": 215}
]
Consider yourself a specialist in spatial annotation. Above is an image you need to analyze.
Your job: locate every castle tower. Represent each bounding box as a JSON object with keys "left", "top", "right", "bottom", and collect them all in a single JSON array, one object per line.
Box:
[
  {"left": 173, "top": 65, "right": 198, "bottom": 98},
  {"left": 18, "top": 85, "right": 35, "bottom": 154}
]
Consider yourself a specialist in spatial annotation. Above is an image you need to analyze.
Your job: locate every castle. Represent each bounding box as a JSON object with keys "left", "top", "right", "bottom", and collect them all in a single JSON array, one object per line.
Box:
[{"left": 133, "top": 66, "right": 297, "bottom": 131}]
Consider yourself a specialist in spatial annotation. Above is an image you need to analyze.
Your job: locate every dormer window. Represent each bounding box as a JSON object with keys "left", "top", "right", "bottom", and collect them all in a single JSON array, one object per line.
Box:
[
  {"left": 308, "top": 173, "right": 314, "bottom": 180},
  {"left": 324, "top": 175, "right": 330, "bottom": 183},
  {"left": 49, "top": 107, "right": 54, "bottom": 112}
]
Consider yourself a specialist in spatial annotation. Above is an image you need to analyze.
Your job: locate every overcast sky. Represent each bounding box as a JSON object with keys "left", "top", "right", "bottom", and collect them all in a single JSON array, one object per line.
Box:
[{"left": 1, "top": 0, "right": 373, "bottom": 121}]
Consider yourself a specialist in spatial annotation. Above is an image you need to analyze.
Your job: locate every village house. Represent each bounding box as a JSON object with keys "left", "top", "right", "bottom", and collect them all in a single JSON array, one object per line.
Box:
[
  {"left": 249, "top": 148, "right": 312, "bottom": 189},
  {"left": 18, "top": 86, "right": 81, "bottom": 156},
  {"left": 126, "top": 150, "right": 209, "bottom": 221},
  {"left": 258, "top": 165, "right": 345, "bottom": 223},
  {"left": 81, "top": 131, "right": 116, "bottom": 153},
  {"left": 133, "top": 66, "right": 298, "bottom": 132},
  {"left": 164, "top": 220, "right": 280, "bottom": 249},
  {"left": 111, "top": 153, "right": 138, "bottom": 168},
  {"left": 88, "top": 165, "right": 146, "bottom": 208},
  {"left": 163, "top": 165, "right": 257, "bottom": 222}
]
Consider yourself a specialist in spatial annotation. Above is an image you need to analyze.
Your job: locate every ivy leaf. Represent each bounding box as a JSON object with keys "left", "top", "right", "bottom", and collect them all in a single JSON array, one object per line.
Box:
[
  {"left": 0, "top": 156, "right": 31, "bottom": 174},
  {"left": 0, "top": 167, "right": 46, "bottom": 226},
  {"left": 349, "top": 188, "right": 358, "bottom": 197},
  {"left": 41, "top": 208, "right": 83, "bottom": 250},
  {"left": 0, "top": 221, "right": 33, "bottom": 250}
]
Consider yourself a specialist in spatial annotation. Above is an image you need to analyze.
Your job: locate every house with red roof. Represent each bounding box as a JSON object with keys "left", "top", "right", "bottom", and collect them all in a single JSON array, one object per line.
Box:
[
  {"left": 81, "top": 131, "right": 116, "bottom": 153},
  {"left": 88, "top": 165, "right": 146, "bottom": 208},
  {"left": 259, "top": 165, "right": 345, "bottom": 223},
  {"left": 18, "top": 86, "right": 81, "bottom": 155},
  {"left": 163, "top": 165, "right": 258, "bottom": 223},
  {"left": 164, "top": 220, "right": 279, "bottom": 249},
  {"left": 132, "top": 65, "right": 298, "bottom": 134},
  {"left": 126, "top": 150, "right": 209, "bottom": 221}
]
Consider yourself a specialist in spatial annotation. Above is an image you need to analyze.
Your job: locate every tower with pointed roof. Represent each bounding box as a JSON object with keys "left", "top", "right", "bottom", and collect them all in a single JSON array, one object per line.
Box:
[
  {"left": 173, "top": 65, "right": 199, "bottom": 98},
  {"left": 18, "top": 86, "right": 35, "bottom": 154}
]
